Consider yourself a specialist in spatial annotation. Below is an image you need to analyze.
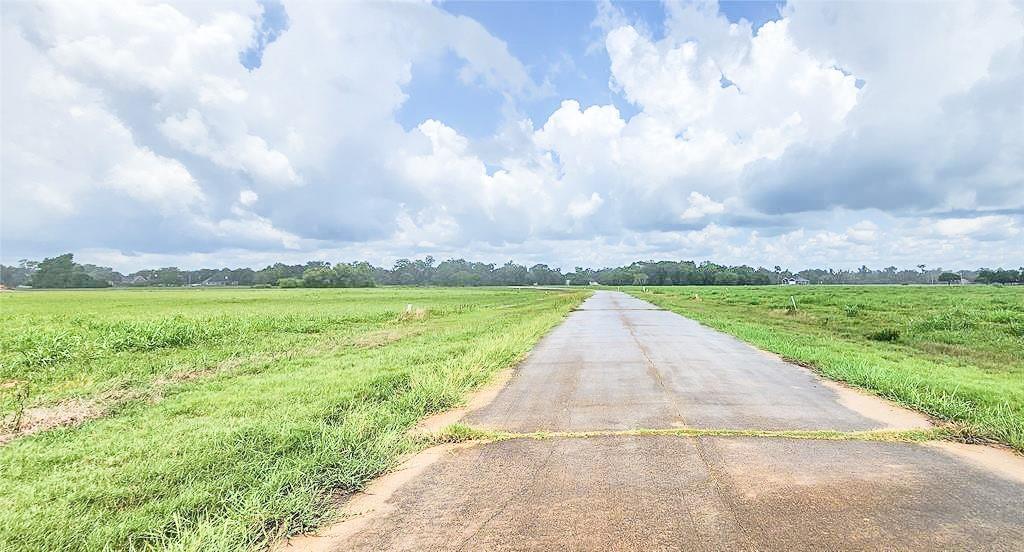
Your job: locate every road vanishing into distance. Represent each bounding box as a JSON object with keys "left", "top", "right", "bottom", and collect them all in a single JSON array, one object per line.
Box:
[{"left": 300, "top": 291, "right": 1024, "bottom": 551}]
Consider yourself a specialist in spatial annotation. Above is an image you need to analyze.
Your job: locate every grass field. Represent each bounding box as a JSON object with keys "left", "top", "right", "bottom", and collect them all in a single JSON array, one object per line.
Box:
[
  {"left": 0, "top": 287, "right": 587, "bottom": 551},
  {"left": 630, "top": 285, "right": 1024, "bottom": 452}
]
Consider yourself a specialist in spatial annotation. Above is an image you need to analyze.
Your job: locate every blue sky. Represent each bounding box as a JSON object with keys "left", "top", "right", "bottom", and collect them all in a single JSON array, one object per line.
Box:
[
  {"left": 239, "top": 0, "right": 290, "bottom": 71},
  {"left": 400, "top": 1, "right": 785, "bottom": 138},
  {"left": 1, "top": 0, "right": 1021, "bottom": 272}
]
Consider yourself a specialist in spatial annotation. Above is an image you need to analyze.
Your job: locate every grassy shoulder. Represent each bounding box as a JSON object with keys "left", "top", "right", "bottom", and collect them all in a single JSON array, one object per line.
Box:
[
  {"left": 627, "top": 285, "right": 1024, "bottom": 453},
  {"left": 0, "top": 287, "right": 588, "bottom": 551}
]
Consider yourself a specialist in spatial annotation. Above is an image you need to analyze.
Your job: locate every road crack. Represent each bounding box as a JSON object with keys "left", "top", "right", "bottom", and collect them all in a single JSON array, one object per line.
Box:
[{"left": 617, "top": 308, "right": 689, "bottom": 427}]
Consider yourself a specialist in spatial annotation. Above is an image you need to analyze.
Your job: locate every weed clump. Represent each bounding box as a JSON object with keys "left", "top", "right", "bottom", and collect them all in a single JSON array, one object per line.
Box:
[
  {"left": 397, "top": 305, "right": 428, "bottom": 321},
  {"left": 11, "top": 330, "right": 85, "bottom": 367},
  {"left": 844, "top": 304, "right": 860, "bottom": 317},
  {"left": 912, "top": 308, "right": 976, "bottom": 333},
  {"left": 103, "top": 317, "right": 215, "bottom": 352},
  {"left": 867, "top": 328, "right": 900, "bottom": 342}
]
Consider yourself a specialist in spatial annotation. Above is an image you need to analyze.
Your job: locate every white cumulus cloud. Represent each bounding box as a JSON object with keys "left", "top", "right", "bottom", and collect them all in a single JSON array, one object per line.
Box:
[{"left": 1, "top": 0, "right": 1021, "bottom": 271}]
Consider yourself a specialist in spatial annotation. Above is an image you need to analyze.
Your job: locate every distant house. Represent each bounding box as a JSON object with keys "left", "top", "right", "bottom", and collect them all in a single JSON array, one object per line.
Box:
[
  {"left": 783, "top": 277, "right": 810, "bottom": 285},
  {"left": 200, "top": 274, "right": 231, "bottom": 286},
  {"left": 126, "top": 274, "right": 150, "bottom": 285}
]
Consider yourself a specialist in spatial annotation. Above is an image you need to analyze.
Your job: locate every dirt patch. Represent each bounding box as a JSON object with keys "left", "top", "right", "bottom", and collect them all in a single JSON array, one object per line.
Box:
[
  {"left": 757, "top": 350, "right": 934, "bottom": 430},
  {"left": 285, "top": 443, "right": 472, "bottom": 552},
  {"left": 3, "top": 360, "right": 231, "bottom": 445},
  {"left": 1, "top": 399, "right": 101, "bottom": 444},
  {"left": 151, "top": 356, "right": 248, "bottom": 387},
  {"left": 288, "top": 352, "right": 525, "bottom": 549},
  {"left": 354, "top": 328, "right": 412, "bottom": 348},
  {"left": 396, "top": 307, "right": 428, "bottom": 321},
  {"left": 413, "top": 368, "right": 516, "bottom": 435},
  {"left": 817, "top": 378, "right": 933, "bottom": 430},
  {"left": 927, "top": 441, "right": 1024, "bottom": 484}
]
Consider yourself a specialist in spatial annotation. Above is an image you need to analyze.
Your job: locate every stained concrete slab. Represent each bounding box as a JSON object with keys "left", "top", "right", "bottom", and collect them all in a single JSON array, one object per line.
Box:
[
  {"left": 333, "top": 436, "right": 1024, "bottom": 551},
  {"left": 467, "top": 291, "right": 929, "bottom": 432}
]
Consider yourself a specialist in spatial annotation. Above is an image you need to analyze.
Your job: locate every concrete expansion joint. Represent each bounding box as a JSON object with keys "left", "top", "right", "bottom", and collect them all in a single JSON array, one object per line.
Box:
[
  {"left": 428, "top": 424, "right": 955, "bottom": 446},
  {"left": 572, "top": 308, "right": 668, "bottom": 311}
]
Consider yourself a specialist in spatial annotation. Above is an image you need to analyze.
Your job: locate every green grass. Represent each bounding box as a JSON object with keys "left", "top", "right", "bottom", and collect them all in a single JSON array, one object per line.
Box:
[
  {"left": 0, "top": 287, "right": 587, "bottom": 551},
  {"left": 628, "top": 285, "right": 1024, "bottom": 452}
]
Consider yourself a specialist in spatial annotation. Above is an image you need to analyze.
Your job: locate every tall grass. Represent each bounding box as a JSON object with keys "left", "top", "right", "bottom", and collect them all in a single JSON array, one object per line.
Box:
[{"left": 0, "top": 287, "right": 587, "bottom": 550}]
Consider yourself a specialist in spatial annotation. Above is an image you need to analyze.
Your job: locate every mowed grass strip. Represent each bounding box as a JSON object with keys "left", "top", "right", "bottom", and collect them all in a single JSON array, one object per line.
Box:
[
  {"left": 0, "top": 287, "right": 587, "bottom": 551},
  {"left": 629, "top": 285, "right": 1024, "bottom": 452}
]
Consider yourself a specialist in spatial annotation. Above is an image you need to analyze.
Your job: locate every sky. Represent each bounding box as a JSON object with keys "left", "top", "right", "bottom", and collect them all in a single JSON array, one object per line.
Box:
[{"left": 1, "top": 0, "right": 1022, "bottom": 273}]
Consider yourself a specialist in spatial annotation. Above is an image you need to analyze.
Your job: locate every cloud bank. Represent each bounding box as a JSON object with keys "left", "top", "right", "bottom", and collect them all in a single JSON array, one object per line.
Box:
[{"left": 2, "top": 0, "right": 1021, "bottom": 271}]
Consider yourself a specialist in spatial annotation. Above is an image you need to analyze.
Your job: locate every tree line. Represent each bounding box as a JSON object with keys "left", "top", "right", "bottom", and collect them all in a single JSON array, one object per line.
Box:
[{"left": 2, "top": 253, "right": 1021, "bottom": 289}]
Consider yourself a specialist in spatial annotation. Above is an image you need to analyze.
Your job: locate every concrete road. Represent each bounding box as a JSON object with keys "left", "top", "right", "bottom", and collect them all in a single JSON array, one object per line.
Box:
[
  {"left": 466, "top": 291, "right": 929, "bottom": 432},
  {"left": 299, "top": 291, "right": 1024, "bottom": 551},
  {"left": 340, "top": 437, "right": 1023, "bottom": 551}
]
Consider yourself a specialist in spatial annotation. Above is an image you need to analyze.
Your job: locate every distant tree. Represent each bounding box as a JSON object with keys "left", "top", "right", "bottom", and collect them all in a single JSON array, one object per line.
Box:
[
  {"left": 30, "top": 253, "right": 109, "bottom": 288},
  {"left": 80, "top": 264, "right": 118, "bottom": 284},
  {"left": 302, "top": 267, "right": 335, "bottom": 287},
  {"left": 254, "top": 263, "right": 306, "bottom": 285},
  {"left": 528, "top": 264, "right": 563, "bottom": 285},
  {"left": 493, "top": 260, "right": 529, "bottom": 286},
  {"left": 713, "top": 271, "right": 739, "bottom": 285},
  {"left": 567, "top": 266, "right": 595, "bottom": 285},
  {"left": 752, "top": 267, "right": 773, "bottom": 285},
  {"left": 594, "top": 267, "right": 631, "bottom": 285},
  {"left": 938, "top": 272, "right": 960, "bottom": 285},
  {"left": 229, "top": 268, "right": 255, "bottom": 285},
  {"left": 392, "top": 258, "right": 420, "bottom": 285},
  {"left": 332, "top": 262, "right": 375, "bottom": 287},
  {"left": 14, "top": 253, "right": 1008, "bottom": 290},
  {"left": 30, "top": 254, "right": 74, "bottom": 287},
  {"left": 974, "top": 268, "right": 1020, "bottom": 284},
  {"left": 154, "top": 267, "right": 183, "bottom": 286},
  {"left": 301, "top": 263, "right": 375, "bottom": 288},
  {"left": 0, "top": 260, "right": 36, "bottom": 287}
]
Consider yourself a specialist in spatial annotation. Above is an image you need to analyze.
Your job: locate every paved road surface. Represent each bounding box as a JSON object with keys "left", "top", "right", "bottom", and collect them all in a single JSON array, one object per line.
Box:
[
  {"left": 467, "top": 291, "right": 923, "bottom": 432},
  {"left": 302, "top": 291, "right": 1024, "bottom": 551}
]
